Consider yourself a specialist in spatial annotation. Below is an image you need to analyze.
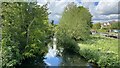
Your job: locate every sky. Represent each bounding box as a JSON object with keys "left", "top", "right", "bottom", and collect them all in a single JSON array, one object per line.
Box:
[{"left": 37, "top": 0, "right": 120, "bottom": 24}]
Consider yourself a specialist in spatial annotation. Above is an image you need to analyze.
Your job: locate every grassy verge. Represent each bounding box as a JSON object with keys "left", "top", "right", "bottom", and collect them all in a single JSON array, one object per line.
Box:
[{"left": 78, "top": 35, "right": 120, "bottom": 68}]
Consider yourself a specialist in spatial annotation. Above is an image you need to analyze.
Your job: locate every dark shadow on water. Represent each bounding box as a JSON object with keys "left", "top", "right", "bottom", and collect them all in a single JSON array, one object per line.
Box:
[
  {"left": 15, "top": 52, "right": 99, "bottom": 68},
  {"left": 15, "top": 57, "right": 45, "bottom": 68},
  {"left": 15, "top": 51, "right": 99, "bottom": 68},
  {"left": 60, "top": 52, "right": 99, "bottom": 68}
]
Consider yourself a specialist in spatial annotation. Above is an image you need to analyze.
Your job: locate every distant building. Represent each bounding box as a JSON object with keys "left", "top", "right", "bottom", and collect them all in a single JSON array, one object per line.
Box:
[{"left": 100, "top": 22, "right": 111, "bottom": 29}]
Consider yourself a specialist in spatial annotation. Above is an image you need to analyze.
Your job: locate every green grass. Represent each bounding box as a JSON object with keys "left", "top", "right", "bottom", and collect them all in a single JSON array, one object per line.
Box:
[{"left": 78, "top": 35, "right": 119, "bottom": 68}]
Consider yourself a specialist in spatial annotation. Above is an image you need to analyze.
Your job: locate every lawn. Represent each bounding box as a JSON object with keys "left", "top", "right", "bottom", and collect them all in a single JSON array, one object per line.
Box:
[{"left": 78, "top": 35, "right": 119, "bottom": 68}]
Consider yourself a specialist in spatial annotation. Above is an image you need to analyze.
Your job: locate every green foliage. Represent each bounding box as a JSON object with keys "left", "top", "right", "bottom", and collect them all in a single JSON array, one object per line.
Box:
[
  {"left": 57, "top": 3, "right": 92, "bottom": 41},
  {"left": 57, "top": 34, "right": 80, "bottom": 54},
  {"left": 97, "top": 29, "right": 108, "bottom": 33},
  {"left": 92, "top": 23, "right": 101, "bottom": 30},
  {"left": 56, "top": 3, "right": 92, "bottom": 55},
  {"left": 1, "top": 2, "right": 51, "bottom": 67},
  {"left": 2, "top": 37, "right": 22, "bottom": 67},
  {"left": 79, "top": 35, "right": 120, "bottom": 68},
  {"left": 110, "top": 22, "right": 120, "bottom": 29}
]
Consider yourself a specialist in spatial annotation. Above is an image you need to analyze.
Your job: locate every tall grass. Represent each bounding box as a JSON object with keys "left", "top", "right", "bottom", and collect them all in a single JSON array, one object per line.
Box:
[{"left": 79, "top": 35, "right": 120, "bottom": 68}]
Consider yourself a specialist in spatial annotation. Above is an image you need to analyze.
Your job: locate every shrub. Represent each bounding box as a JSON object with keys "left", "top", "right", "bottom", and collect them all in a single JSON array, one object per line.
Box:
[{"left": 57, "top": 34, "right": 80, "bottom": 54}]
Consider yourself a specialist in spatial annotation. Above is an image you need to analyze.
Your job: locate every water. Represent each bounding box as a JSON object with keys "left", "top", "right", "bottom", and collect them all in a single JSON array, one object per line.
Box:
[
  {"left": 43, "top": 36, "right": 62, "bottom": 66},
  {"left": 16, "top": 37, "right": 98, "bottom": 68},
  {"left": 43, "top": 44, "right": 62, "bottom": 66},
  {"left": 43, "top": 37, "right": 97, "bottom": 68}
]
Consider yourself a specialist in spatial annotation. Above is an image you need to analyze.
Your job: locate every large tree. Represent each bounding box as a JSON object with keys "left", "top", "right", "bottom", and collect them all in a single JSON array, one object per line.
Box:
[
  {"left": 1, "top": 2, "right": 51, "bottom": 67},
  {"left": 56, "top": 3, "right": 92, "bottom": 54},
  {"left": 57, "top": 3, "right": 92, "bottom": 41}
]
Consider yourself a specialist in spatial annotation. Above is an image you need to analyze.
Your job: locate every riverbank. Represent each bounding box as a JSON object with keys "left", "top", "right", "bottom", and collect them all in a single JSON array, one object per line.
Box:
[{"left": 78, "top": 35, "right": 120, "bottom": 68}]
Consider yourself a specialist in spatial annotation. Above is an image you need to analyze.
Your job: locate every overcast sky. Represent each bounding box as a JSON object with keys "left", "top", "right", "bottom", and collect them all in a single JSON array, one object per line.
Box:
[{"left": 37, "top": 0, "right": 120, "bottom": 24}]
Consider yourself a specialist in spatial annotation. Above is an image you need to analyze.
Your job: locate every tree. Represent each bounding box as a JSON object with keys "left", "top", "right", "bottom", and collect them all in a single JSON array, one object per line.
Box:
[
  {"left": 57, "top": 3, "right": 92, "bottom": 41},
  {"left": 92, "top": 23, "right": 101, "bottom": 30},
  {"left": 1, "top": 2, "right": 51, "bottom": 67},
  {"left": 56, "top": 3, "right": 92, "bottom": 54},
  {"left": 110, "top": 22, "right": 120, "bottom": 29}
]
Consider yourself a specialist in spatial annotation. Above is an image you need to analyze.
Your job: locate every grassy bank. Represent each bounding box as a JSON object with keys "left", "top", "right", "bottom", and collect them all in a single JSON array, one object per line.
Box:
[{"left": 79, "top": 35, "right": 120, "bottom": 68}]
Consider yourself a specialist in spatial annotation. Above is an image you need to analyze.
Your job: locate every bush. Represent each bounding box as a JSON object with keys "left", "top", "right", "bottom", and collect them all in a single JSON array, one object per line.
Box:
[{"left": 56, "top": 34, "right": 80, "bottom": 54}]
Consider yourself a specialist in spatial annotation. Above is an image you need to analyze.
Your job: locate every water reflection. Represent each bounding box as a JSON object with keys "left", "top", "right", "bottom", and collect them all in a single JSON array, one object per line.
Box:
[
  {"left": 44, "top": 55, "right": 62, "bottom": 66},
  {"left": 44, "top": 56, "right": 62, "bottom": 67},
  {"left": 44, "top": 51, "right": 98, "bottom": 68},
  {"left": 61, "top": 53, "right": 88, "bottom": 66},
  {"left": 16, "top": 35, "right": 98, "bottom": 68},
  {"left": 60, "top": 52, "right": 98, "bottom": 68},
  {"left": 43, "top": 37, "right": 62, "bottom": 66},
  {"left": 43, "top": 36, "right": 98, "bottom": 68}
]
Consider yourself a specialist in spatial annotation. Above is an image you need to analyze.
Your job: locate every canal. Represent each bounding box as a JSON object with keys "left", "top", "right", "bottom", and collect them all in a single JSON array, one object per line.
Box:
[{"left": 16, "top": 37, "right": 98, "bottom": 68}]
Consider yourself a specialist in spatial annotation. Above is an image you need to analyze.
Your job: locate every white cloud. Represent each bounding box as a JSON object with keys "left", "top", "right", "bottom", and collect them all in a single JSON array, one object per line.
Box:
[
  {"left": 47, "top": 1, "right": 67, "bottom": 22},
  {"left": 37, "top": 0, "right": 120, "bottom": 23},
  {"left": 96, "top": 0, "right": 120, "bottom": 15},
  {"left": 37, "top": 0, "right": 80, "bottom": 23},
  {"left": 92, "top": 14, "right": 119, "bottom": 20},
  {"left": 37, "top": 0, "right": 47, "bottom": 6},
  {"left": 92, "top": 0, "right": 120, "bottom": 22}
]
